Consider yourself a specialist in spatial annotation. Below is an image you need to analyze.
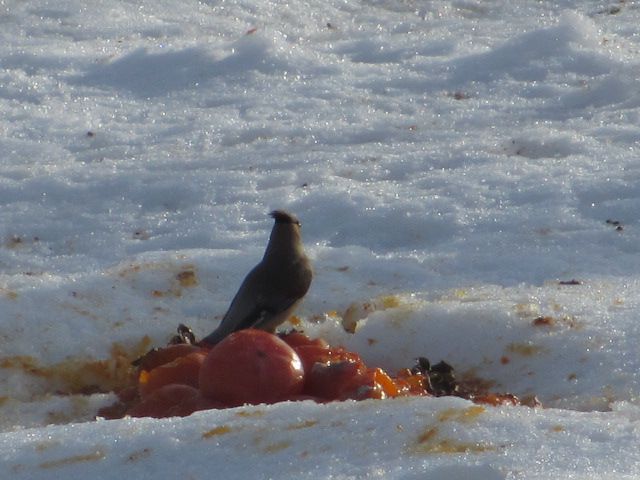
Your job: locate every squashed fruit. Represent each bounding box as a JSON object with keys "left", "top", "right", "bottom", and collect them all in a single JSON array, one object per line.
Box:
[
  {"left": 138, "top": 350, "right": 207, "bottom": 398},
  {"left": 199, "top": 329, "right": 305, "bottom": 406},
  {"left": 128, "top": 384, "right": 222, "bottom": 418},
  {"left": 96, "top": 328, "right": 521, "bottom": 420}
]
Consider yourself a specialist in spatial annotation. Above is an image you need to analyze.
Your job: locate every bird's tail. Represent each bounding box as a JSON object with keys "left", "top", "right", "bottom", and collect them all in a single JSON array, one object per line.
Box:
[{"left": 199, "top": 327, "right": 229, "bottom": 347}]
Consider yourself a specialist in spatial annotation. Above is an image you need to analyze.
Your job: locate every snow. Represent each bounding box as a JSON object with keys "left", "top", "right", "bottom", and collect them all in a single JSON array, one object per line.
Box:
[
  {"left": 2, "top": 398, "right": 640, "bottom": 480},
  {"left": 1, "top": 0, "right": 640, "bottom": 478}
]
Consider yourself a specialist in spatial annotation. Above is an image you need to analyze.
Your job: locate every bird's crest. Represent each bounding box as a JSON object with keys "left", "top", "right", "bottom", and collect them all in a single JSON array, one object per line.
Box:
[{"left": 270, "top": 210, "right": 300, "bottom": 225}]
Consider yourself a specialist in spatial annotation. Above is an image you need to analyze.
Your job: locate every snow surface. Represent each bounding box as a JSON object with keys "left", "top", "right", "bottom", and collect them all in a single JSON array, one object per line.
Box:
[{"left": 1, "top": 0, "right": 640, "bottom": 478}]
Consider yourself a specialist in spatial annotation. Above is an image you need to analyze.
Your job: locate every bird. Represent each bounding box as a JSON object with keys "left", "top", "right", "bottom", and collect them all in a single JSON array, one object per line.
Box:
[{"left": 200, "top": 210, "right": 313, "bottom": 345}]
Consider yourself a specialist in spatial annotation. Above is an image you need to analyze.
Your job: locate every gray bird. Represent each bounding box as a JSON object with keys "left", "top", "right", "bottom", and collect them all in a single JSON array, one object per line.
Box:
[{"left": 200, "top": 210, "right": 313, "bottom": 345}]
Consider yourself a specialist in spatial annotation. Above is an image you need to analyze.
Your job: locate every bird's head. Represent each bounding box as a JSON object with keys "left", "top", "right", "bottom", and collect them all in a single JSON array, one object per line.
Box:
[{"left": 264, "top": 210, "right": 305, "bottom": 260}]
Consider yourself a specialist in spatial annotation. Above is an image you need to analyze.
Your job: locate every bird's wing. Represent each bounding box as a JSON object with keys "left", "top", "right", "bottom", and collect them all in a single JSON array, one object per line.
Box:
[
  {"left": 200, "top": 264, "right": 277, "bottom": 344},
  {"left": 201, "top": 259, "right": 312, "bottom": 345},
  {"left": 200, "top": 291, "right": 300, "bottom": 345},
  {"left": 223, "top": 289, "right": 300, "bottom": 331},
  {"left": 250, "top": 295, "right": 301, "bottom": 330},
  {"left": 200, "top": 269, "right": 262, "bottom": 341}
]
